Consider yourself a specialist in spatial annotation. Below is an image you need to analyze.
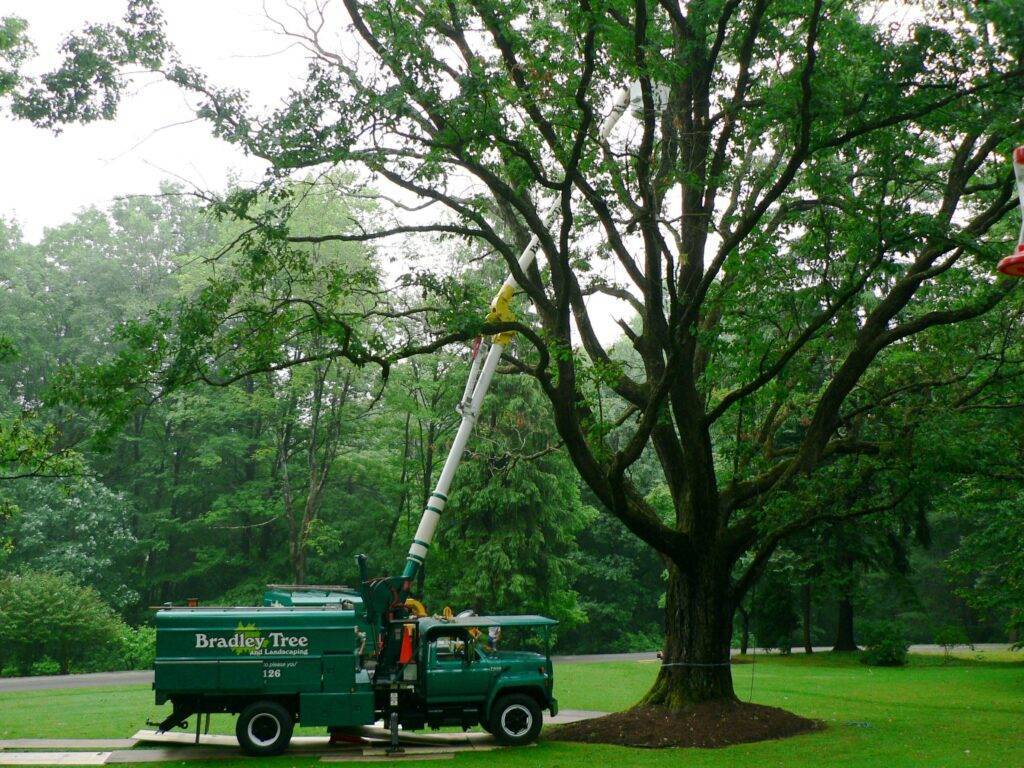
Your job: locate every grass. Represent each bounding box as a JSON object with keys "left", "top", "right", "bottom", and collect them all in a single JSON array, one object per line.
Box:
[{"left": 1, "top": 651, "right": 1022, "bottom": 767}]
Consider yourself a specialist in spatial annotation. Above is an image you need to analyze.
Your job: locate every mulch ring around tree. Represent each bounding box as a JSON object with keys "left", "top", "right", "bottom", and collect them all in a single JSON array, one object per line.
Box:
[{"left": 547, "top": 701, "right": 823, "bottom": 748}]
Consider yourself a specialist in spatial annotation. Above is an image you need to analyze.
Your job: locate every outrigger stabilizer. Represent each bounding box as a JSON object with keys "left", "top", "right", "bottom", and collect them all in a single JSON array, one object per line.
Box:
[{"left": 356, "top": 86, "right": 634, "bottom": 681}]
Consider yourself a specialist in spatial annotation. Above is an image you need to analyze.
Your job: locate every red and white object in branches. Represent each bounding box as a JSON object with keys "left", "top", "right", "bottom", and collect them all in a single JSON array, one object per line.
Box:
[{"left": 996, "top": 146, "right": 1024, "bottom": 277}]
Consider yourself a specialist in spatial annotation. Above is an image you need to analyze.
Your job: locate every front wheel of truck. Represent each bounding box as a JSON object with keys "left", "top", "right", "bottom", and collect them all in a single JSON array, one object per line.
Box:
[
  {"left": 488, "top": 694, "right": 542, "bottom": 746},
  {"left": 236, "top": 701, "right": 294, "bottom": 756}
]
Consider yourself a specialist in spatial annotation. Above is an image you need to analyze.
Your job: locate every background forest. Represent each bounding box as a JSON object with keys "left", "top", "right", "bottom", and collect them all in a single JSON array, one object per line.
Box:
[{"left": 0, "top": 179, "right": 1017, "bottom": 675}]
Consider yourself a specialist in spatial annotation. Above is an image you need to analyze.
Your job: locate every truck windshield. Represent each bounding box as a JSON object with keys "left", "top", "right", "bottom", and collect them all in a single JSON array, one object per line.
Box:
[{"left": 476, "top": 624, "right": 550, "bottom": 656}]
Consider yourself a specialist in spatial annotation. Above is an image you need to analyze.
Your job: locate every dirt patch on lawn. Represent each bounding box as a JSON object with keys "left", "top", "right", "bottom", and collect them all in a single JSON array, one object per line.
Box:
[{"left": 547, "top": 701, "right": 822, "bottom": 748}]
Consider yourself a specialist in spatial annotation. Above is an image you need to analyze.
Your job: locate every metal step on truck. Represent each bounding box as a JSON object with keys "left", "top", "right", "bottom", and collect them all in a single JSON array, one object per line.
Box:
[{"left": 152, "top": 586, "right": 558, "bottom": 755}]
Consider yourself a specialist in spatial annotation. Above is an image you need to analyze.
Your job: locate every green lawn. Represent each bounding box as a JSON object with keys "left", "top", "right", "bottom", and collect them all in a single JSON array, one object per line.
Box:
[{"left": 2, "top": 652, "right": 1022, "bottom": 767}]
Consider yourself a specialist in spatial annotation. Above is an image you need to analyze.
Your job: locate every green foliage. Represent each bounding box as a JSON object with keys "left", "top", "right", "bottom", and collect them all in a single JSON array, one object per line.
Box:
[
  {"left": 0, "top": 16, "right": 32, "bottom": 98},
  {"left": 560, "top": 511, "right": 664, "bottom": 653},
  {"left": 9, "top": 2, "right": 164, "bottom": 128},
  {"left": 1, "top": 478, "right": 138, "bottom": 610},
  {"left": 0, "top": 414, "right": 83, "bottom": 483},
  {"left": 934, "top": 625, "right": 972, "bottom": 662},
  {"left": 750, "top": 568, "right": 799, "bottom": 653},
  {"left": 946, "top": 479, "right": 1024, "bottom": 648},
  {"left": 860, "top": 621, "right": 909, "bottom": 667},
  {"left": 0, "top": 177, "right": 605, "bottom": 642},
  {"left": 0, "top": 571, "right": 119, "bottom": 675},
  {"left": 81, "top": 623, "right": 155, "bottom": 673},
  {"left": 27, "top": 658, "right": 59, "bottom": 676},
  {"left": 426, "top": 374, "right": 589, "bottom": 630},
  {"left": 0, "top": 569, "right": 152, "bottom": 676}
]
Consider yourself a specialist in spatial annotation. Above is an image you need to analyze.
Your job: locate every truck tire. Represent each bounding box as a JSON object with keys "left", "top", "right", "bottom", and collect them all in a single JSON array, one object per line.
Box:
[
  {"left": 236, "top": 701, "right": 293, "bottom": 756},
  {"left": 488, "top": 694, "right": 542, "bottom": 746}
]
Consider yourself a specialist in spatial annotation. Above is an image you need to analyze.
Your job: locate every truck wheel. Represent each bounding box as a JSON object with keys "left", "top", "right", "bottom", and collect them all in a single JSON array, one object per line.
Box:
[
  {"left": 488, "top": 694, "right": 542, "bottom": 746},
  {"left": 236, "top": 701, "right": 293, "bottom": 756}
]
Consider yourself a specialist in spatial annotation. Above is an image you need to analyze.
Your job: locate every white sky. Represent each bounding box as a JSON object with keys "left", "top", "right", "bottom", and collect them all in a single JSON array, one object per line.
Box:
[
  {"left": 1, "top": 1, "right": 306, "bottom": 242},
  {"left": 0, "top": 1, "right": 634, "bottom": 342}
]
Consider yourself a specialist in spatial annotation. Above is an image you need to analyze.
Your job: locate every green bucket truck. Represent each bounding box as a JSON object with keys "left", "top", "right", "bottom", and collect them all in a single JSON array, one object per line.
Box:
[
  {"left": 153, "top": 605, "right": 556, "bottom": 754},
  {"left": 149, "top": 85, "right": 634, "bottom": 757}
]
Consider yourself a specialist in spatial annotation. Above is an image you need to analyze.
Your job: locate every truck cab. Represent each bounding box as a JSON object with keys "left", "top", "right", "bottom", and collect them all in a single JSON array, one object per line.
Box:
[{"left": 398, "top": 615, "right": 557, "bottom": 744}]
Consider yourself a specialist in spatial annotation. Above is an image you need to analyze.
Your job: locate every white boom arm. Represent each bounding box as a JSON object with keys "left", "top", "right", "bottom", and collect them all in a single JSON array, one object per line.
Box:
[{"left": 399, "top": 87, "right": 632, "bottom": 580}]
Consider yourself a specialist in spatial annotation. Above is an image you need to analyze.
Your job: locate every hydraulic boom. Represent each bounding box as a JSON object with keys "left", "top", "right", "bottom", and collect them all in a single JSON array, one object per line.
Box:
[
  {"left": 400, "top": 86, "right": 633, "bottom": 582},
  {"left": 358, "top": 87, "right": 632, "bottom": 676}
]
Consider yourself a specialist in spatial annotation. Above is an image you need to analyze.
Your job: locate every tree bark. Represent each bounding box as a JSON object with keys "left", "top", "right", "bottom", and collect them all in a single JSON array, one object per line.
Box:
[
  {"left": 293, "top": 532, "right": 307, "bottom": 585},
  {"left": 738, "top": 606, "right": 750, "bottom": 656},
  {"left": 642, "top": 562, "right": 736, "bottom": 708},
  {"left": 833, "top": 597, "right": 857, "bottom": 651},
  {"left": 802, "top": 583, "right": 813, "bottom": 654}
]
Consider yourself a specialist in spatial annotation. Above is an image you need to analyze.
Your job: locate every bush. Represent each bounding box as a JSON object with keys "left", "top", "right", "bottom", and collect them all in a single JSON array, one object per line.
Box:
[
  {"left": 78, "top": 623, "right": 156, "bottom": 673},
  {"left": 861, "top": 621, "right": 909, "bottom": 667},
  {"left": 119, "top": 624, "right": 156, "bottom": 670},
  {"left": 615, "top": 630, "right": 662, "bottom": 653},
  {"left": 934, "top": 625, "right": 973, "bottom": 662},
  {"left": 29, "top": 657, "right": 60, "bottom": 676},
  {"left": 0, "top": 571, "right": 120, "bottom": 675}
]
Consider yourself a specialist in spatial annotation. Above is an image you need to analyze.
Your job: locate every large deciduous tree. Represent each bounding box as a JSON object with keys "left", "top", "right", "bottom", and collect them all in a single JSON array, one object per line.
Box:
[{"left": 12, "top": 0, "right": 1024, "bottom": 708}]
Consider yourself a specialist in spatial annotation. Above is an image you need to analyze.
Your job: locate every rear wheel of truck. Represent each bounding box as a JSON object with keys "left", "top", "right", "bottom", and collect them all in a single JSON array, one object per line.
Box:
[
  {"left": 236, "top": 701, "right": 293, "bottom": 756},
  {"left": 489, "top": 694, "right": 542, "bottom": 745}
]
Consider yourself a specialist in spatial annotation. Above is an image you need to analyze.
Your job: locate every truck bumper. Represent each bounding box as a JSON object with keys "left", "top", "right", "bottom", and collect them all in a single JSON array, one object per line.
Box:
[{"left": 548, "top": 697, "right": 558, "bottom": 717}]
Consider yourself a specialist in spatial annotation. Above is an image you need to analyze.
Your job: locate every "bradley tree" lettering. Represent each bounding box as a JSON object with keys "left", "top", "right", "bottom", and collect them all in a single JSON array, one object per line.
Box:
[{"left": 195, "top": 631, "right": 309, "bottom": 651}]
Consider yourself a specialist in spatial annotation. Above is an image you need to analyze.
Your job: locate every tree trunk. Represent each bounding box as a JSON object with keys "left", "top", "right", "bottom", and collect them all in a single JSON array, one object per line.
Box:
[
  {"left": 833, "top": 597, "right": 857, "bottom": 651},
  {"left": 738, "top": 606, "right": 750, "bottom": 656},
  {"left": 642, "top": 562, "right": 736, "bottom": 708},
  {"left": 293, "top": 545, "right": 306, "bottom": 584},
  {"left": 801, "top": 583, "right": 813, "bottom": 654}
]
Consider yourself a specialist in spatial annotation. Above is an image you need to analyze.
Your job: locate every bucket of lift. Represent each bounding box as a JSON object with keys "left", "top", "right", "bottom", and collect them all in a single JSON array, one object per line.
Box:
[
  {"left": 1000, "top": 244, "right": 1024, "bottom": 277},
  {"left": 996, "top": 146, "right": 1024, "bottom": 277}
]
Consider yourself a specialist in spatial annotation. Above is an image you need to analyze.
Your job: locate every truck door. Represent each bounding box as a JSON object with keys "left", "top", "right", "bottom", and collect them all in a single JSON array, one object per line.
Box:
[{"left": 424, "top": 632, "right": 496, "bottom": 702}]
